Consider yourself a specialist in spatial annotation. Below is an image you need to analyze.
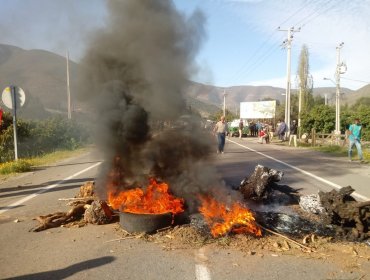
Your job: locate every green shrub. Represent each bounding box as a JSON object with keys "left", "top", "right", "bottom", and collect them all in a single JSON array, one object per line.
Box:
[
  {"left": 0, "top": 113, "right": 90, "bottom": 163},
  {"left": 0, "top": 159, "right": 32, "bottom": 174}
]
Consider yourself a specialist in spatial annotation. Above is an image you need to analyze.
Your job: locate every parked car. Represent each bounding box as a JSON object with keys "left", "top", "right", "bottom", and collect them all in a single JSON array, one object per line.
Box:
[{"left": 228, "top": 119, "right": 249, "bottom": 137}]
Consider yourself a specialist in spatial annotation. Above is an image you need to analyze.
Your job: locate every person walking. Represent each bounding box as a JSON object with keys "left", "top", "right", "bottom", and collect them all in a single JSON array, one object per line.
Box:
[
  {"left": 238, "top": 119, "right": 244, "bottom": 139},
  {"left": 289, "top": 120, "right": 298, "bottom": 147},
  {"left": 348, "top": 118, "right": 363, "bottom": 162},
  {"left": 213, "top": 116, "right": 228, "bottom": 154}
]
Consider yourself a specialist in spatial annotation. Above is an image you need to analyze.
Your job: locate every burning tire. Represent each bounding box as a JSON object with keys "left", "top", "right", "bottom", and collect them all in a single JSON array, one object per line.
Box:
[{"left": 119, "top": 212, "right": 173, "bottom": 233}]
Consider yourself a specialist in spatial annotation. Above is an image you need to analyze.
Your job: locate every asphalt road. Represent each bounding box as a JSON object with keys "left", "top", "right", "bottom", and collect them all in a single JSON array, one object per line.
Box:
[
  {"left": 222, "top": 137, "right": 370, "bottom": 201},
  {"left": 0, "top": 141, "right": 369, "bottom": 280}
]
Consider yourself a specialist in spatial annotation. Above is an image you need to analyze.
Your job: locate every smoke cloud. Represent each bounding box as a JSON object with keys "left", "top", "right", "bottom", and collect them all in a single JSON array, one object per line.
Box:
[{"left": 77, "top": 0, "right": 224, "bottom": 212}]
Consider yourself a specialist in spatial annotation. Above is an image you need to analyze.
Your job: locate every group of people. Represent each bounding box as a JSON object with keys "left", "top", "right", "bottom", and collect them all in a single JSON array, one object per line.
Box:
[{"left": 213, "top": 115, "right": 364, "bottom": 162}]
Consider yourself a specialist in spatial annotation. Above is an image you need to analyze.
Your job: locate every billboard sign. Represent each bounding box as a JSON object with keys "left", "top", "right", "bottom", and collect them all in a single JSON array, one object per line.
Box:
[{"left": 240, "top": 100, "right": 276, "bottom": 119}]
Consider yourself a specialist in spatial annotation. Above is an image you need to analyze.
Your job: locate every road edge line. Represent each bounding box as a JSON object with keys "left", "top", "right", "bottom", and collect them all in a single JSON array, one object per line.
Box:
[{"left": 0, "top": 162, "right": 102, "bottom": 215}]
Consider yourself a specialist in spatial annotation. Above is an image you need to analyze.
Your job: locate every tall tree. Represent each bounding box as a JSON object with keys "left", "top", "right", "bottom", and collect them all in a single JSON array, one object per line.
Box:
[{"left": 297, "top": 45, "right": 314, "bottom": 113}]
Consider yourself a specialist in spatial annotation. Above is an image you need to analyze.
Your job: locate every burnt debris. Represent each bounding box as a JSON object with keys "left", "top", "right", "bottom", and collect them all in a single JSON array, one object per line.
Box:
[
  {"left": 318, "top": 186, "right": 370, "bottom": 241},
  {"left": 239, "top": 165, "right": 299, "bottom": 205}
]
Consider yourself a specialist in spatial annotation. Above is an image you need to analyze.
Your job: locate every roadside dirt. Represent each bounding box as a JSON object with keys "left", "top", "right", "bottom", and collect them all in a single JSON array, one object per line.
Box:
[{"left": 113, "top": 222, "right": 370, "bottom": 275}]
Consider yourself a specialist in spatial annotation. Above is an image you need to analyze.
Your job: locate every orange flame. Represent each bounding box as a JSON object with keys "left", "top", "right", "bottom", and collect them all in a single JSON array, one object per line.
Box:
[
  {"left": 108, "top": 178, "right": 184, "bottom": 215},
  {"left": 198, "top": 196, "right": 262, "bottom": 238}
]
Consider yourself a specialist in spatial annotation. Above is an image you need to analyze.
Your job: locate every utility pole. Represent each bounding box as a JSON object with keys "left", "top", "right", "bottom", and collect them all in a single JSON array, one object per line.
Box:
[
  {"left": 279, "top": 27, "right": 300, "bottom": 136},
  {"left": 66, "top": 50, "right": 72, "bottom": 120},
  {"left": 335, "top": 42, "right": 345, "bottom": 137}
]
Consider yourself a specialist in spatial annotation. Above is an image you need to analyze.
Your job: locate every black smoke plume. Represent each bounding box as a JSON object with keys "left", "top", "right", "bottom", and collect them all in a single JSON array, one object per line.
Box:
[{"left": 77, "top": 0, "right": 223, "bottom": 212}]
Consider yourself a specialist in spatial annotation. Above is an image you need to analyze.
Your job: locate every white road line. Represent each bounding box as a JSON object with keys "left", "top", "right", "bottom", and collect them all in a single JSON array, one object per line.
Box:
[
  {"left": 228, "top": 139, "right": 369, "bottom": 201},
  {"left": 0, "top": 162, "right": 102, "bottom": 215},
  {"left": 195, "top": 248, "right": 211, "bottom": 280},
  {"left": 195, "top": 265, "right": 211, "bottom": 280}
]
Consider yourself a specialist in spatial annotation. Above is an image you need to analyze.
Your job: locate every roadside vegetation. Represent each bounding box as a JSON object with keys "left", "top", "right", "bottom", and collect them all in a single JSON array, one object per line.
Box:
[
  {"left": 0, "top": 112, "right": 90, "bottom": 175},
  {"left": 0, "top": 148, "right": 89, "bottom": 175}
]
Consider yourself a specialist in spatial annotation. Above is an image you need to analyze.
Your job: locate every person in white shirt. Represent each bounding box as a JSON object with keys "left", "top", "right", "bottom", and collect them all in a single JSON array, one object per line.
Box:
[{"left": 213, "top": 116, "right": 228, "bottom": 153}]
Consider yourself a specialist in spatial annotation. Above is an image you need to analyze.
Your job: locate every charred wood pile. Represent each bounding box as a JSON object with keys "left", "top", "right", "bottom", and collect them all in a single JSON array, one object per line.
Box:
[
  {"left": 31, "top": 204, "right": 88, "bottom": 232},
  {"left": 84, "top": 200, "right": 113, "bottom": 225},
  {"left": 318, "top": 186, "right": 370, "bottom": 241},
  {"left": 239, "top": 165, "right": 299, "bottom": 204},
  {"left": 31, "top": 181, "right": 114, "bottom": 232},
  {"left": 76, "top": 180, "right": 96, "bottom": 199},
  {"left": 299, "top": 186, "right": 369, "bottom": 241},
  {"left": 239, "top": 165, "right": 369, "bottom": 242}
]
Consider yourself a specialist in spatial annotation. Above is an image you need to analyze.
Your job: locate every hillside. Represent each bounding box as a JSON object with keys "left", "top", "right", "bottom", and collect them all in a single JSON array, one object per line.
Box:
[
  {"left": 0, "top": 44, "right": 79, "bottom": 119},
  {"left": 0, "top": 44, "right": 368, "bottom": 119},
  {"left": 186, "top": 81, "right": 287, "bottom": 108},
  {"left": 342, "top": 83, "right": 370, "bottom": 105}
]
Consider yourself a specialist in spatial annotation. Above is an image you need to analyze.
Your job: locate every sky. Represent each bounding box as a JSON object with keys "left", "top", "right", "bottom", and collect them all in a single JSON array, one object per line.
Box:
[{"left": 1, "top": 0, "right": 370, "bottom": 91}]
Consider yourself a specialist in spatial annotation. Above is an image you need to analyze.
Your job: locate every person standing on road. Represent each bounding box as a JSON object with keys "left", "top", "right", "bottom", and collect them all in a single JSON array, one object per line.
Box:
[
  {"left": 289, "top": 120, "right": 298, "bottom": 147},
  {"left": 348, "top": 118, "right": 363, "bottom": 162},
  {"left": 268, "top": 122, "right": 274, "bottom": 141},
  {"left": 238, "top": 119, "right": 244, "bottom": 139},
  {"left": 213, "top": 116, "right": 228, "bottom": 154},
  {"left": 276, "top": 120, "right": 287, "bottom": 141}
]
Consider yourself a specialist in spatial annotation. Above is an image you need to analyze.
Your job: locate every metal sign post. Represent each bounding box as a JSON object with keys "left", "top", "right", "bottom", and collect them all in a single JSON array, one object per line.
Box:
[
  {"left": 11, "top": 86, "right": 19, "bottom": 160},
  {"left": 2, "top": 85, "right": 26, "bottom": 161}
]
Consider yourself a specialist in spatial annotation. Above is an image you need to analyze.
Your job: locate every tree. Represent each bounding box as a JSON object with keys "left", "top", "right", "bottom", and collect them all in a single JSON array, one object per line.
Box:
[
  {"left": 300, "top": 104, "right": 335, "bottom": 134},
  {"left": 297, "top": 45, "right": 314, "bottom": 114},
  {"left": 290, "top": 92, "right": 299, "bottom": 122},
  {"left": 210, "top": 109, "right": 237, "bottom": 122}
]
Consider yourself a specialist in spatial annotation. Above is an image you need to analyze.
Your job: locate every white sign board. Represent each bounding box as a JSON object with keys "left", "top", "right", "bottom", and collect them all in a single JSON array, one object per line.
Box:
[
  {"left": 2, "top": 86, "right": 26, "bottom": 109},
  {"left": 240, "top": 100, "right": 276, "bottom": 119}
]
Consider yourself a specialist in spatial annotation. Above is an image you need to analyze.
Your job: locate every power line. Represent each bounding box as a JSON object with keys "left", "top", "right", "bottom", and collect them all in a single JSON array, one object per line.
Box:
[
  {"left": 233, "top": 43, "right": 282, "bottom": 84},
  {"left": 294, "top": 0, "right": 336, "bottom": 28},
  {"left": 227, "top": 0, "right": 318, "bottom": 86},
  {"left": 230, "top": 33, "right": 284, "bottom": 84},
  {"left": 341, "top": 77, "right": 370, "bottom": 84},
  {"left": 278, "top": 0, "right": 321, "bottom": 27}
]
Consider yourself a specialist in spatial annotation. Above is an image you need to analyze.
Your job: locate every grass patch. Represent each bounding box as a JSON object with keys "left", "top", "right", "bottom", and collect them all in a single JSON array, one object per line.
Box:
[
  {"left": 275, "top": 140, "right": 370, "bottom": 161},
  {"left": 310, "top": 143, "right": 370, "bottom": 161},
  {"left": 0, "top": 159, "right": 33, "bottom": 174},
  {"left": 312, "top": 145, "right": 347, "bottom": 156},
  {"left": 30, "top": 148, "right": 89, "bottom": 166},
  {"left": 0, "top": 147, "right": 89, "bottom": 176}
]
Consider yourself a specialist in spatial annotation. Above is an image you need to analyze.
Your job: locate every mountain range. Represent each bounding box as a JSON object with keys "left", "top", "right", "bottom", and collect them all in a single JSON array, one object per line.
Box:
[{"left": 0, "top": 44, "right": 368, "bottom": 120}]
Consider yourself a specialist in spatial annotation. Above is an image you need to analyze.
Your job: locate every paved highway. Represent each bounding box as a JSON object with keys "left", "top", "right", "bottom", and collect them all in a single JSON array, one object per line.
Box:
[
  {"left": 0, "top": 142, "right": 369, "bottom": 280},
  {"left": 222, "top": 137, "right": 370, "bottom": 201}
]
